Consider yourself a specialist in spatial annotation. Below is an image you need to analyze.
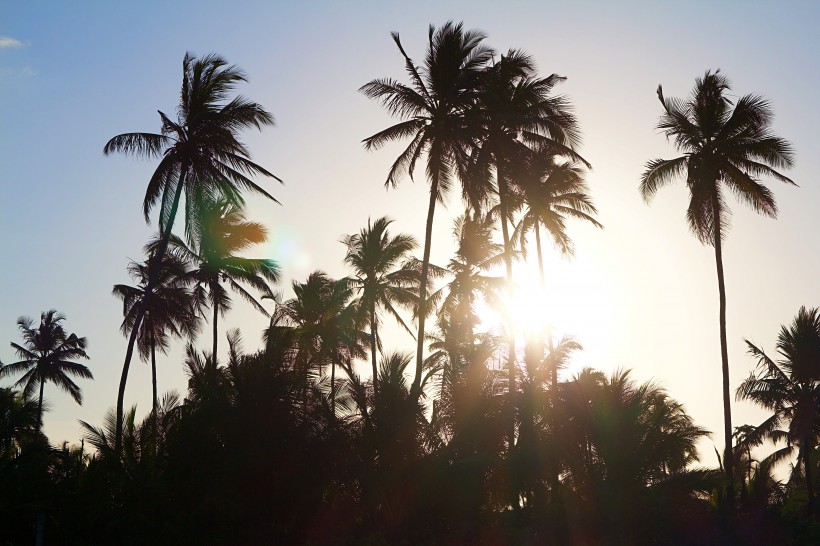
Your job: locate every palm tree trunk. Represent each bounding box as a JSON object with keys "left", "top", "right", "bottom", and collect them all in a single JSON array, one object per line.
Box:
[
  {"left": 37, "top": 379, "right": 45, "bottom": 432},
  {"left": 330, "top": 359, "right": 336, "bottom": 415},
  {"left": 499, "top": 177, "right": 520, "bottom": 511},
  {"left": 371, "top": 301, "right": 379, "bottom": 399},
  {"left": 712, "top": 194, "right": 734, "bottom": 511},
  {"left": 535, "top": 222, "right": 546, "bottom": 291},
  {"left": 151, "top": 340, "right": 158, "bottom": 417},
  {"left": 803, "top": 441, "right": 815, "bottom": 511},
  {"left": 116, "top": 168, "right": 187, "bottom": 452},
  {"left": 498, "top": 181, "right": 517, "bottom": 449},
  {"left": 213, "top": 289, "right": 219, "bottom": 364},
  {"left": 412, "top": 174, "right": 439, "bottom": 398}
]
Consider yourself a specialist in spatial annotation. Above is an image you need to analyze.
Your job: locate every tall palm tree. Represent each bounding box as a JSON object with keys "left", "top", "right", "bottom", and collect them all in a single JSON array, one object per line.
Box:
[
  {"left": 112, "top": 250, "right": 199, "bottom": 417},
  {"left": 0, "top": 311, "right": 91, "bottom": 430},
  {"left": 104, "top": 52, "right": 279, "bottom": 450},
  {"left": 163, "top": 198, "right": 279, "bottom": 361},
  {"left": 274, "top": 272, "right": 366, "bottom": 412},
  {"left": 737, "top": 306, "right": 820, "bottom": 509},
  {"left": 342, "top": 217, "right": 419, "bottom": 398},
  {"left": 514, "top": 154, "right": 602, "bottom": 290},
  {"left": 361, "top": 22, "right": 494, "bottom": 396},
  {"left": 470, "top": 51, "right": 588, "bottom": 463},
  {"left": 641, "top": 70, "right": 795, "bottom": 503}
]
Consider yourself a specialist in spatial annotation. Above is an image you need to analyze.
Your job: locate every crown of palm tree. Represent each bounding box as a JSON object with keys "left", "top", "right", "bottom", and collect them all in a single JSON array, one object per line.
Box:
[
  {"left": 1, "top": 310, "right": 91, "bottom": 429},
  {"left": 514, "top": 154, "right": 601, "bottom": 258},
  {"left": 113, "top": 251, "right": 200, "bottom": 361},
  {"left": 104, "top": 52, "right": 280, "bottom": 239},
  {"left": 737, "top": 306, "right": 820, "bottom": 504},
  {"left": 641, "top": 70, "right": 795, "bottom": 244}
]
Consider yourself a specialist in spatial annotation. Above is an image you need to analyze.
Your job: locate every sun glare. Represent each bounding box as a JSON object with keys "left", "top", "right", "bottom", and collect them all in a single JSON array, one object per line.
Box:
[{"left": 475, "top": 249, "right": 615, "bottom": 377}]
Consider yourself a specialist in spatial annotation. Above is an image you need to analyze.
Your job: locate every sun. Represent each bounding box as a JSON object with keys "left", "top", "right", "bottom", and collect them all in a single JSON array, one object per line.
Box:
[{"left": 474, "top": 252, "right": 614, "bottom": 377}]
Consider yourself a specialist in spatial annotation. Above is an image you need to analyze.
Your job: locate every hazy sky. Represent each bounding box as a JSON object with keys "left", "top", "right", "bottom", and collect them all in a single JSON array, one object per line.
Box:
[{"left": 2, "top": 1, "right": 818, "bottom": 463}]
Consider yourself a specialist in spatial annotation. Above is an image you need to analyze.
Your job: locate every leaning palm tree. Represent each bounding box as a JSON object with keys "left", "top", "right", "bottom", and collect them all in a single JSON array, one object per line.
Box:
[
  {"left": 343, "top": 217, "right": 419, "bottom": 397},
  {"left": 641, "top": 70, "right": 795, "bottom": 503},
  {"left": 0, "top": 311, "right": 91, "bottom": 430},
  {"left": 162, "top": 198, "right": 280, "bottom": 361},
  {"left": 112, "top": 250, "right": 199, "bottom": 418},
  {"left": 514, "top": 153, "right": 602, "bottom": 290},
  {"left": 737, "top": 306, "right": 820, "bottom": 510},
  {"left": 361, "top": 22, "right": 494, "bottom": 396},
  {"left": 104, "top": 52, "right": 280, "bottom": 450}
]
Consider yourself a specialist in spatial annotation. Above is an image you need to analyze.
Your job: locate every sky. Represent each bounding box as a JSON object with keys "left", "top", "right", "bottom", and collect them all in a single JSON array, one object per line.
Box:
[{"left": 2, "top": 1, "right": 819, "bottom": 465}]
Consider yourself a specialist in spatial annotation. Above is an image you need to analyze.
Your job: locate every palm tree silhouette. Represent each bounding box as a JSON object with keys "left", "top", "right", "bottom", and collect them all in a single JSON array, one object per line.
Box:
[
  {"left": 641, "top": 70, "right": 795, "bottom": 503},
  {"left": 431, "top": 213, "right": 504, "bottom": 347},
  {"left": 470, "top": 51, "right": 588, "bottom": 474},
  {"left": 104, "top": 52, "right": 279, "bottom": 450},
  {"left": 163, "top": 198, "right": 279, "bottom": 361},
  {"left": 514, "top": 154, "right": 601, "bottom": 290},
  {"left": 361, "top": 22, "right": 494, "bottom": 397},
  {"left": 1, "top": 311, "right": 91, "bottom": 431},
  {"left": 737, "top": 306, "right": 820, "bottom": 510},
  {"left": 274, "top": 272, "right": 366, "bottom": 412},
  {"left": 112, "top": 250, "right": 199, "bottom": 418},
  {"left": 343, "top": 217, "right": 419, "bottom": 398}
]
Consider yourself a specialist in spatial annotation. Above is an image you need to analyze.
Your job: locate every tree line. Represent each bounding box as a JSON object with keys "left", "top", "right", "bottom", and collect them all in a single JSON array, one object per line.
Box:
[{"left": 1, "top": 21, "right": 817, "bottom": 545}]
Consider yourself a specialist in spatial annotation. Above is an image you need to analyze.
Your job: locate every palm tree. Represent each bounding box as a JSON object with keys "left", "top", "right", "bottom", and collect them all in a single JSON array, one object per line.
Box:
[
  {"left": 104, "top": 52, "right": 279, "bottom": 449},
  {"left": 361, "top": 22, "right": 494, "bottom": 396},
  {"left": 274, "top": 272, "right": 366, "bottom": 412},
  {"left": 470, "top": 51, "right": 588, "bottom": 467},
  {"left": 431, "top": 213, "right": 504, "bottom": 346},
  {"left": 641, "top": 70, "right": 795, "bottom": 502},
  {"left": 0, "top": 311, "right": 91, "bottom": 430},
  {"left": 163, "top": 198, "right": 280, "bottom": 361},
  {"left": 514, "top": 154, "right": 602, "bottom": 290},
  {"left": 737, "top": 306, "right": 820, "bottom": 510},
  {"left": 343, "top": 217, "right": 419, "bottom": 397},
  {"left": 112, "top": 250, "right": 199, "bottom": 418}
]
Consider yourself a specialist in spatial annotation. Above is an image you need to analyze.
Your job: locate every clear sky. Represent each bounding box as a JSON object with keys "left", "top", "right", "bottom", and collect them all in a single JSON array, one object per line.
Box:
[{"left": 2, "top": 1, "right": 818, "bottom": 464}]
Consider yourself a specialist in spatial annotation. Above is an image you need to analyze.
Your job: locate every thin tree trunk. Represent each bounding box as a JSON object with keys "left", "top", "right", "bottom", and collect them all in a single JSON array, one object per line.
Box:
[
  {"left": 213, "top": 283, "right": 219, "bottom": 364},
  {"left": 499, "top": 177, "right": 519, "bottom": 511},
  {"left": 804, "top": 441, "right": 815, "bottom": 511},
  {"left": 535, "top": 222, "right": 546, "bottom": 291},
  {"left": 151, "top": 340, "right": 158, "bottom": 417},
  {"left": 712, "top": 194, "right": 734, "bottom": 511},
  {"left": 331, "top": 359, "right": 336, "bottom": 415},
  {"left": 499, "top": 180, "right": 517, "bottom": 450},
  {"left": 116, "top": 169, "right": 187, "bottom": 452},
  {"left": 412, "top": 174, "right": 439, "bottom": 398},
  {"left": 37, "top": 379, "right": 45, "bottom": 432},
  {"left": 371, "top": 301, "right": 379, "bottom": 399}
]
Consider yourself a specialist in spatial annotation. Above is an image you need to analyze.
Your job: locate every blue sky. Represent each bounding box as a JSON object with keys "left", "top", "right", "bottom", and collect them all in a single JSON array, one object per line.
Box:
[{"left": 2, "top": 1, "right": 819, "bottom": 462}]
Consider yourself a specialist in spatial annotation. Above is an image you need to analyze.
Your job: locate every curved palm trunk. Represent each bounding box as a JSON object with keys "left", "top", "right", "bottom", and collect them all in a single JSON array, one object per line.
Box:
[
  {"left": 116, "top": 169, "right": 187, "bottom": 452},
  {"left": 371, "top": 301, "right": 379, "bottom": 399},
  {"left": 712, "top": 195, "right": 734, "bottom": 511},
  {"left": 37, "top": 379, "right": 45, "bottom": 432},
  {"left": 412, "top": 174, "right": 439, "bottom": 398}
]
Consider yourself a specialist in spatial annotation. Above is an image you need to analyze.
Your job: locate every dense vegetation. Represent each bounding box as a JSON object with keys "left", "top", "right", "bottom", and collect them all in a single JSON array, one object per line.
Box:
[{"left": 1, "top": 22, "right": 818, "bottom": 545}]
